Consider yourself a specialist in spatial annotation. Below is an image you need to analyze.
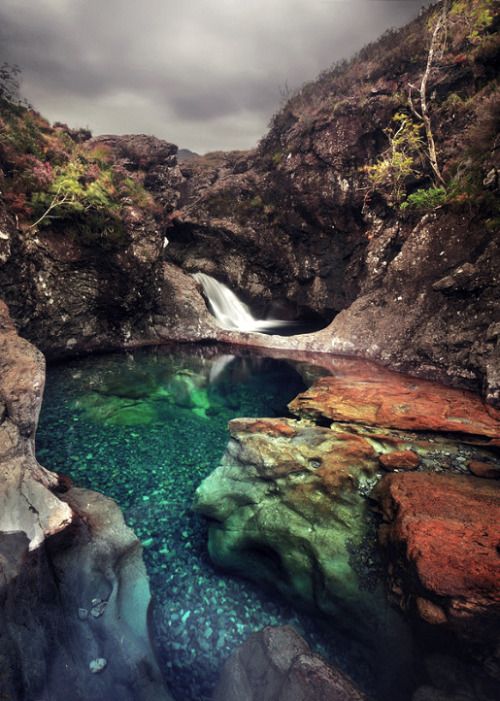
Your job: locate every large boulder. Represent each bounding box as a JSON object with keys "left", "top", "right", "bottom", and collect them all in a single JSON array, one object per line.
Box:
[
  {"left": 193, "top": 416, "right": 379, "bottom": 620},
  {"left": 212, "top": 625, "right": 367, "bottom": 701},
  {"left": 288, "top": 374, "right": 500, "bottom": 439},
  {"left": 1, "top": 487, "right": 173, "bottom": 701},
  {"left": 193, "top": 416, "right": 415, "bottom": 698},
  {"left": 322, "top": 213, "right": 500, "bottom": 408},
  {"left": 372, "top": 472, "right": 500, "bottom": 677}
]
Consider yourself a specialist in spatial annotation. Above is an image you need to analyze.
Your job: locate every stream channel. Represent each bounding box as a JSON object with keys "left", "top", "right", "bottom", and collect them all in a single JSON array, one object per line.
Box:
[{"left": 36, "top": 343, "right": 385, "bottom": 700}]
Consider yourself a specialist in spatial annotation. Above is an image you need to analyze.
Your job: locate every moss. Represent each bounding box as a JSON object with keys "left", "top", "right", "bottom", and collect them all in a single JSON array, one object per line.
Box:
[
  {"left": 485, "top": 216, "right": 500, "bottom": 231},
  {"left": 332, "top": 98, "right": 351, "bottom": 115},
  {"left": 270, "top": 149, "right": 284, "bottom": 168},
  {"left": 204, "top": 189, "right": 275, "bottom": 225}
]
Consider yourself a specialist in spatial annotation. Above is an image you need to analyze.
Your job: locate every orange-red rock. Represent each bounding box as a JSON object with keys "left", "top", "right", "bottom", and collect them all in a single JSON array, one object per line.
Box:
[
  {"left": 372, "top": 472, "right": 500, "bottom": 658},
  {"left": 468, "top": 461, "right": 500, "bottom": 480},
  {"left": 379, "top": 450, "right": 419, "bottom": 471},
  {"left": 229, "top": 417, "right": 298, "bottom": 438},
  {"left": 289, "top": 375, "right": 500, "bottom": 438}
]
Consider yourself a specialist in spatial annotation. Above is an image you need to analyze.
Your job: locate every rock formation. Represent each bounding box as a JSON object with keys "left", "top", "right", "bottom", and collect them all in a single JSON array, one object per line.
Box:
[
  {"left": 194, "top": 367, "right": 500, "bottom": 699},
  {"left": 0, "top": 301, "right": 172, "bottom": 701},
  {"left": 165, "top": 2, "right": 500, "bottom": 405},
  {"left": 0, "top": 3, "right": 499, "bottom": 700},
  {"left": 372, "top": 472, "right": 500, "bottom": 666},
  {"left": 288, "top": 374, "right": 500, "bottom": 437},
  {"left": 0, "top": 300, "right": 71, "bottom": 549},
  {"left": 192, "top": 414, "right": 416, "bottom": 698},
  {"left": 0, "top": 130, "right": 202, "bottom": 360},
  {"left": 212, "top": 625, "right": 368, "bottom": 701},
  {"left": 0, "top": 5, "right": 498, "bottom": 407}
]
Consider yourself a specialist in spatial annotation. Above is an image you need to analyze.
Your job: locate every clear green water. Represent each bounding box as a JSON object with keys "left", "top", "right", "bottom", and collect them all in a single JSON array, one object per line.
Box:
[{"left": 36, "top": 345, "right": 368, "bottom": 700}]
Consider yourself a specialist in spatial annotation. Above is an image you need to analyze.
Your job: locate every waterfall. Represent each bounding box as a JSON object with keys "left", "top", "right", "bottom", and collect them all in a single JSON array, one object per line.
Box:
[{"left": 193, "top": 272, "right": 289, "bottom": 333}]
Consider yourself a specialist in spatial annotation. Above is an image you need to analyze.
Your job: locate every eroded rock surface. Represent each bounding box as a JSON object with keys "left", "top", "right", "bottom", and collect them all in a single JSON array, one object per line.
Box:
[
  {"left": 0, "top": 299, "right": 71, "bottom": 548},
  {"left": 0, "top": 134, "right": 189, "bottom": 360},
  {"left": 212, "top": 625, "right": 367, "bottom": 701},
  {"left": 193, "top": 417, "right": 377, "bottom": 619},
  {"left": 0, "top": 7, "right": 498, "bottom": 409},
  {"left": 288, "top": 375, "right": 500, "bottom": 438},
  {"left": 164, "top": 6, "right": 500, "bottom": 405},
  {"left": 194, "top": 360, "right": 500, "bottom": 698},
  {"left": 372, "top": 472, "right": 500, "bottom": 675},
  {"left": 193, "top": 416, "right": 415, "bottom": 698}
]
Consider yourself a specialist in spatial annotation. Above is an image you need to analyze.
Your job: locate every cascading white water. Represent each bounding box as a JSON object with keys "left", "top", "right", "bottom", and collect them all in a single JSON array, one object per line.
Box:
[{"left": 193, "top": 272, "right": 289, "bottom": 333}]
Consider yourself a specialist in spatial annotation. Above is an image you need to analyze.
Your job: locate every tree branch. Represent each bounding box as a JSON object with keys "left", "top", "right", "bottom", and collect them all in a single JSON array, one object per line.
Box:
[
  {"left": 408, "top": 1, "right": 448, "bottom": 187},
  {"left": 29, "top": 184, "right": 75, "bottom": 230}
]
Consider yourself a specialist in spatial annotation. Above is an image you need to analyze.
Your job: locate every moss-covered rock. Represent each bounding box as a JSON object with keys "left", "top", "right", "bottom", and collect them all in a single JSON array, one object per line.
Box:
[{"left": 192, "top": 416, "right": 414, "bottom": 696}]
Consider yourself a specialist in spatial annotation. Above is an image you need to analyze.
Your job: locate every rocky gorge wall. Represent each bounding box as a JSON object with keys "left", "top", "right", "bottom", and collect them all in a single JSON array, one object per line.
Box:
[
  {"left": 1, "top": 3, "right": 499, "bottom": 402},
  {"left": 0, "top": 300, "right": 172, "bottom": 701},
  {"left": 164, "top": 2, "right": 500, "bottom": 404},
  {"left": 0, "top": 133, "right": 186, "bottom": 359}
]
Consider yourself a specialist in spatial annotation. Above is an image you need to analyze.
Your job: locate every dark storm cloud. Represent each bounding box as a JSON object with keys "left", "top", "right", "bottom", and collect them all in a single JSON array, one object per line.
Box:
[{"left": 0, "top": 0, "right": 428, "bottom": 152}]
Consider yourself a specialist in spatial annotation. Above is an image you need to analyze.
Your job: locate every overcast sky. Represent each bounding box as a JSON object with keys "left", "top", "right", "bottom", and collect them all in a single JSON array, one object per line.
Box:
[{"left": 0, "top": 0, "right": 428, "bottom": 154}]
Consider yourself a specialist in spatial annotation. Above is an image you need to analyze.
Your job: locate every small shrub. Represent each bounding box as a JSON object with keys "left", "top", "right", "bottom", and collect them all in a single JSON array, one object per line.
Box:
[
  {"left": 361, "top": 113, "right": 424, "bottom": 202},
  {"left": 450, "top": 0, "right": 494, "bottom": 43},
  {"left": 444, "top": 92, "right": 464, "bottom": 107},
  {"left": 400, "top": 187, "right": 447, "bottom": 210},
  {"left": 270, "top": 149, "right": 284, "bottom": 168},
  {"left": 3, "top": 191, "right": 33, "bottom": 218}
]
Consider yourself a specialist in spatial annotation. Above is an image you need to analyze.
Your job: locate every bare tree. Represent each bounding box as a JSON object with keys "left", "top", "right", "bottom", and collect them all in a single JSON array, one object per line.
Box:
[{"left": 408, "top": 0, "right": 448, "bottom": 187}]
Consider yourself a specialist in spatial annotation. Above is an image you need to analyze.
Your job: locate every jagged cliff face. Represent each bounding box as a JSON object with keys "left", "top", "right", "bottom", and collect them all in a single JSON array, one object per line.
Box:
[{"left": 168, "top": 143, "right": 365, "bottom": 323}]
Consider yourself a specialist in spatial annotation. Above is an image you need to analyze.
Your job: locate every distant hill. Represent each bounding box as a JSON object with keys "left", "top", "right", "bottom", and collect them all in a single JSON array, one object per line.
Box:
[{"left": 177, "top": 148, "right": 199, "bottom": 163}]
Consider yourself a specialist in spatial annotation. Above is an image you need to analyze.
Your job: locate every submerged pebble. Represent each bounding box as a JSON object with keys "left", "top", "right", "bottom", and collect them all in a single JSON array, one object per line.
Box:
[
  {"left": 89, "top": 658, "right": 107, "bottom": 674},
  {"left": 90, "top": 599, "right": 108, "bottom": 618}
]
